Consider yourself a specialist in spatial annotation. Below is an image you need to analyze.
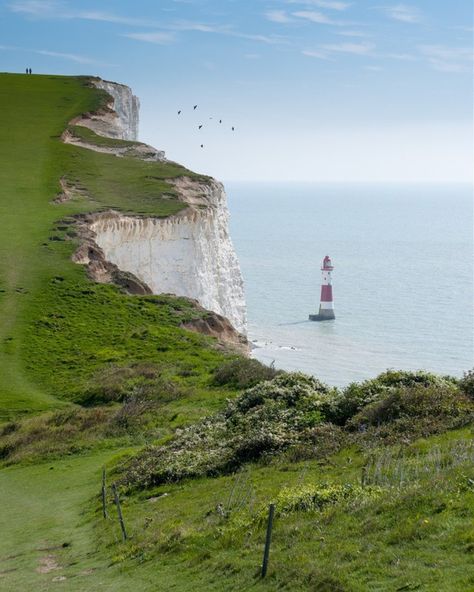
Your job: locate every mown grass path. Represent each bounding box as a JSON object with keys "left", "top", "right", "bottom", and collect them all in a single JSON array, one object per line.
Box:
[{"left": 0, "top": 451, "right": 116, "bottom": 590}]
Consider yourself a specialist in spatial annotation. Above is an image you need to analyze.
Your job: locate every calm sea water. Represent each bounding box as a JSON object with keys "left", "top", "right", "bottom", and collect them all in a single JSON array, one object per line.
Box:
[{"left": 226, "top": 183, "right": 473, "bottom": 386}]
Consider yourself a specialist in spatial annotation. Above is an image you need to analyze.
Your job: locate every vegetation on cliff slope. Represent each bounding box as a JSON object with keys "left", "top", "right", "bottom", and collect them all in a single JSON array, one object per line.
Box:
[
  {"left": 1, "top": 73, "right": 473, "bottom": 592},
  {"left": 1, "top": 370, "right": 472, "bottom": 592},
  {"left": 0, "top": 73, "right": 231, "bottom": 421}
]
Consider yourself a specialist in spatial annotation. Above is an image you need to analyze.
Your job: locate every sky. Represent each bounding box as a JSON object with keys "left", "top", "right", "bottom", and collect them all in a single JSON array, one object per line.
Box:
[{"left": 1, "top": 0, "right": 473, "bottom": 182}]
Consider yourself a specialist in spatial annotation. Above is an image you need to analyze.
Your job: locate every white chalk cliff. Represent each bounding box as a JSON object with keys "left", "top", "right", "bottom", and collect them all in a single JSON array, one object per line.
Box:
[
  {"left": 72, "top": 79, "right": 247, "bottom": 335},
  {"left": 69, "top": 79, "right": 140, "bottom": 141}
]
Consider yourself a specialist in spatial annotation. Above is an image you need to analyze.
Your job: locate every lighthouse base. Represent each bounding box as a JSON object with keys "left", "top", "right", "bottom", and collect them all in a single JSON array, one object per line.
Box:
[{"left": 309, "top": 311, "right": 335, "bottom": 322}]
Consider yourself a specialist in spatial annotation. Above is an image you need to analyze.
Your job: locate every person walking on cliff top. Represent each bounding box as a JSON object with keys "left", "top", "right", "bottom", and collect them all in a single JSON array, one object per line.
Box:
[{"left": 29, "top": 68, "right": 32, "bottom": 74}]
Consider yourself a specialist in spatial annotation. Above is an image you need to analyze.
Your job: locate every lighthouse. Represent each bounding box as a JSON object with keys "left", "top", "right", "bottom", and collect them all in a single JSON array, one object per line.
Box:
[{"left": 309, "top": 255, "right": 335, "bottom": 321}]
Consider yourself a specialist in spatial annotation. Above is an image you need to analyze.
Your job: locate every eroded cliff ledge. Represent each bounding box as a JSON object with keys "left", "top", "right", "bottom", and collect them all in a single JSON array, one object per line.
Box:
[{"left": 68, "top": 78, "right": 247, "bottom": 338}]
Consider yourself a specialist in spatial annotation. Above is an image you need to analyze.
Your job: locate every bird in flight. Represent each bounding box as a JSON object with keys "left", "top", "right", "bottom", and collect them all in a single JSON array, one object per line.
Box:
[
  {"left": 219, "top": 119, "right": 222, "bottom": 124},
  {"left": 232, "top": 126, "right": 235, "bottom": 131},
  {"left": 178, "top": 110, "right": 181, "bottom": 115},
  {"left": 198, "top": 125, "right": 203, "bottom": 129},
  {"left": 193, "top": 105, "right": 198, "bottom": 110},
  {"left": 200, "top": 144, "right": 204, "bottom": 148}
]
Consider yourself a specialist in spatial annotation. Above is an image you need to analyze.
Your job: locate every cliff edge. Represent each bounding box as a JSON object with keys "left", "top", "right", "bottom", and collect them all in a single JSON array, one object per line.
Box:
[{"left": 70, "top": 78, "right": 247, "bottom": 336}]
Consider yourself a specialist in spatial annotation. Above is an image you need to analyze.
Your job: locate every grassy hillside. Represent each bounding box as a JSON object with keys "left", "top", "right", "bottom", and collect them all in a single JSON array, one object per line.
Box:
[
  {"left": 0, "top": 73, "right": 227, "bottom": 421},
  {"left": 1, "top": 73, "right": 472, "bottom": 592}
]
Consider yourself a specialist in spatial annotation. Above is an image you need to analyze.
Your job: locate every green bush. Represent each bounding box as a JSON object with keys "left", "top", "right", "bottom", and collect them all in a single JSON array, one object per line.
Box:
[
  {"left": 122, "top": 373, "right": 337, "bottom": 489},
  {"left": 282, "top": 423, "right": 347, "bottom": 463},
  {"left": 460, "top": 369, "right": 474, "bottom": 401},
  {"left": 331, "top": 370, "right": 458, "bottom": 425},
  {"left": 212, "top": 357, "right": 280, "bottom": 390},
  {"left": 76, "top": 362, "right": 183, "bottom": 406},
  {"left": 348, "top": 383, "right": 474, "bottom": 443}
]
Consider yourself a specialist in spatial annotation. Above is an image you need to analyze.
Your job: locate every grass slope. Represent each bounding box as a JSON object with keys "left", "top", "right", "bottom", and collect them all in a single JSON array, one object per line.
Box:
[
  {"left": 0, "top": 73, "right": 225, "bottom": 421},
  {"left": 2, "top": 73, "right": 473, "bottom": 592},
  {"left": 0, "top": 429, "right": 472, "bottom": 591}
]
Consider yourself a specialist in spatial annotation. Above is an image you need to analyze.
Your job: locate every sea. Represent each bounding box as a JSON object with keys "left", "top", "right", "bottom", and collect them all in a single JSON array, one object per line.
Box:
[{"left": 226, "top": 182, "right": 473, "bottom": 387}]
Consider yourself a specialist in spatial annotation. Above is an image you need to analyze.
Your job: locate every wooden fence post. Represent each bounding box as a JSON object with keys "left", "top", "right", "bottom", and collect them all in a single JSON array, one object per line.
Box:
[
  {"left": 101, "top": 467, "right": 108, "bottom": 519},
  {"left": 112, "top": 483, "right": 128, "bottom": 541},
  {"left": 261, "top": 503, "right": 275, "bottom": 578}
]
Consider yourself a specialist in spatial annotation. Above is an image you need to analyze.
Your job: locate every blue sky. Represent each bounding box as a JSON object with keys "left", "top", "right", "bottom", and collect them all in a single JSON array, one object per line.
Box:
[{"left": 1, "top": 0, "right": 472, "bottom": 182}]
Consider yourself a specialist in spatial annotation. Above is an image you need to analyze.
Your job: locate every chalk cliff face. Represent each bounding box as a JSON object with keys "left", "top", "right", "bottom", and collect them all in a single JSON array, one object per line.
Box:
[
  {"left": 93, "top": 80, "right": 140, "bottom": 140},
  {"left": 90, "top": 180, "right": 247, "bottom": 334},
  {"left": 71, "top": 79, "right": 140, "bottom": 141},
  {"left": 72, "top": 79, "right": 247, "bottom": 335}
]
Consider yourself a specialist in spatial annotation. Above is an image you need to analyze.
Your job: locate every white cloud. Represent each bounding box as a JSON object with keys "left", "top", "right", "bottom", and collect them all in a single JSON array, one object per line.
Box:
[
  {"left": 365, "top": 65, "right": 383, "bottom": 71},
  {"left": 10, "top": 2, "right": 286, "bottom": 46},
  {"left": 265, "top": 10, "right": 292, "bottom": 23},
  {"left": 386, "top": 52, "right": 417, "bottom": 61},
  {"left": 302, "top": 49, "right": 332, "bottom": 59},
  {"left": 303, "top": 41, "right": 375, "bottom": 60},
  {"left": 9, "top": 0, "right": 160, "bottom": 27},
  {"left": 337, "top": 30, "right": 368, "bottom": 37},
  {"left": 234, "top": 32, "right": 287, "bottom": 44},
  {"left": 419, "top": 45, "right": 473, "bottom": 62},
  {"left": 0, "top": 42, "right": 112, "bottom": 65},
  {"left": 382, "top": 4, "right": 422, "bottom": 24},
  {"left": 419, "top": 45, "right": 473, "bottom": 73},
  {"left": 170, "top": 21, "right": 230, "bottom": 33},
  {"left": 9, "top": 0, "right": 56, "bottom": 15},
  {"left": 36, "top": 49, "right": 110, "bottom": 64},
  {"left": 292, "top": 10, "right": 342, "bottom": 25},
  {"left": 126, "top": 25, "right": 286, "bottom": 46},
  {"left": 124, "top": 32, "right": 176, "bottom": 45},
  {"left": 321, "top": 41, "right": 375, "bottom": 55}
]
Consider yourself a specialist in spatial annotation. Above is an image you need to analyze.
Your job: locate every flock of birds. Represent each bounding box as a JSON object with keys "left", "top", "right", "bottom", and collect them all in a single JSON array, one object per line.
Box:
[{"left": 177, "top": 104, "right": 235, "bottom": 149}]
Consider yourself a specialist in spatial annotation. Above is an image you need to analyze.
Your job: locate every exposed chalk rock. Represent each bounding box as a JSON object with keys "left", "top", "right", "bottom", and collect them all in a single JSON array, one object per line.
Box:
[
  {"left": 89, "top": 178, "right": 247, "bottom": 334},
  {"left": 69, "top": 78, "right": 247, "bottom": 335},
  {"left": 70, "top": 79, "right": 140, "bottom": 142},
  {"left": 62, "top": 129, "right": 166, "bottom": 162}
]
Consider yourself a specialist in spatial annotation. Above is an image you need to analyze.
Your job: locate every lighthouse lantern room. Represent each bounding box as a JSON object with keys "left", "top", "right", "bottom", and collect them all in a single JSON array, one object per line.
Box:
[{"left": 309, "top": 255, "right": 335, "bottom": 321}]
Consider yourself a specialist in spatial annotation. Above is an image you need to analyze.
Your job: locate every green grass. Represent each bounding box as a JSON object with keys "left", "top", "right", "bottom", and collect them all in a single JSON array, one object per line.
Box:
[
  {"left": 0, "top": 73, "right": 228, "bottom": 420},
  {"left": 2, "top": 72, "right": 473, "bottom": 592},
  {"left": 1, "top": 429, "right": 472, "bottom": 591},
  {"left": 68, "top": 124, "right": 140, "bottom": 148},
  {"left": 93, "top": 427, "right": 474, "bottom": 591}
]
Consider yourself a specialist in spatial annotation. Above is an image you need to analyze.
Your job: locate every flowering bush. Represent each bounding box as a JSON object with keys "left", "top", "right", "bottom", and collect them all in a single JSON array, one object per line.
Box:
[
  {"left": 212, "top": 358, "right": 280, "bottom": 389},
  {"left": 122, "top": 373, "right": 337, "bottom": 488}
]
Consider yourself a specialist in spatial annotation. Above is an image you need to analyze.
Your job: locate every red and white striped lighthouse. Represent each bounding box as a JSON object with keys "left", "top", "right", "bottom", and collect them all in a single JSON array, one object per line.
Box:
[{"left": 309, "top": 255, "right": 335, "bottom": 321}]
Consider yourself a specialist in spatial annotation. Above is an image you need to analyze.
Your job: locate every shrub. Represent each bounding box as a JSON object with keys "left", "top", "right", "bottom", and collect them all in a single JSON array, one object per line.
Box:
[
  {"left": 331, "top": 370, "right": 458, "bottom": 425},
  {"left": 212, "top": 357, "right": 281, "bottom": 390},
  {"left": 76, "top": 362, "right": 183, "bottom": 406},
  {"left": 107, "top": 395, "right": 156, "bottom": 434},
  {"left": 0, "top": 396, "right": 159, "bottom": 464},
  {"left": 282, "top": 423, "right": 347, "bottom": 462},
  {"left": 460, "top": 369, "right": 474, "bottom": 401},
  {"left": 348, "top": 383, "right": 474, "bottom": 443},
  {"left": 121, "top": 373, "right": 337, "bottom": 489}
]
